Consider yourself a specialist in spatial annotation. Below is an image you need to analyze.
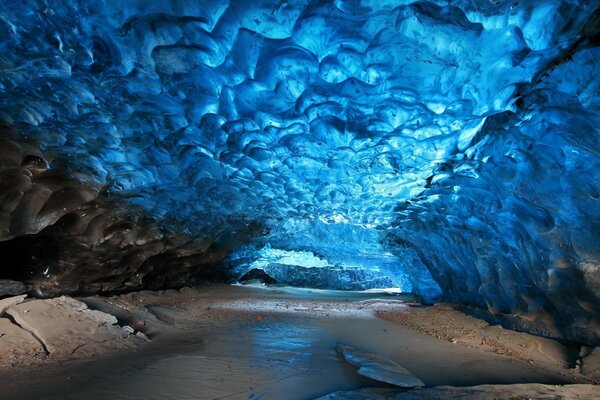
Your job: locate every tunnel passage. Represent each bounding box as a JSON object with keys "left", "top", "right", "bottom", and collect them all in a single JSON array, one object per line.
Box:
[{"left": 0, "top": 0, "right": 599, "bottom": 345}]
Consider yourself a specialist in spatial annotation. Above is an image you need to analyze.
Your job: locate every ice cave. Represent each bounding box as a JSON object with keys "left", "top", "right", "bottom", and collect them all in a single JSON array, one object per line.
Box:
[{"left": 0, "top": 1, "right": 599, "bottom": 399}]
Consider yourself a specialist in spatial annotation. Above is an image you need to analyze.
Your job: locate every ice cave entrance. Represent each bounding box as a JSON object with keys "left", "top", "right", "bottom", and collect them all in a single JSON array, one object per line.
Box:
[
  {"left": 226, "top": 216, "right": 442, "bottom": 298},
  {"left": 232, "top": 245, "right": 409, "bottom": 293}
]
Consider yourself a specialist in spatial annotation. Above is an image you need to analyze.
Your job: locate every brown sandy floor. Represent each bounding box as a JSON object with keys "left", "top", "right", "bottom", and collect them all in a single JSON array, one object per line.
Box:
[
  {"left": 0, "top": 285, "right": 597, "bottom": 399},
  {"left": 376, "top": 303, "right": 591, "bottom": 376}
]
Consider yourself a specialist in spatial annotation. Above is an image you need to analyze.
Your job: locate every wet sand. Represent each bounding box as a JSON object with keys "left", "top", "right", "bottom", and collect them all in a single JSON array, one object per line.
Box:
[{"left": 0, "top": 285, "right": 597, "bottom": 399}]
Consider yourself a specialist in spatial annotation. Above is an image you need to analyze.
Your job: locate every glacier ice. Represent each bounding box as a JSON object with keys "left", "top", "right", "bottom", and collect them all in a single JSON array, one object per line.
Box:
[
  {"left": 228, "top": 244, "right": 416, "bottom": 292},
  {"left": 0, "top": 0, "right": 599, "bottom": 344}
]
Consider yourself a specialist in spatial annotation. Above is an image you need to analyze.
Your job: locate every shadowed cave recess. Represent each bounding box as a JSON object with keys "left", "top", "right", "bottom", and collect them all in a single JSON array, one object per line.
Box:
[{"left": 0, "top": 0, "right": 599, "bottom": 346}]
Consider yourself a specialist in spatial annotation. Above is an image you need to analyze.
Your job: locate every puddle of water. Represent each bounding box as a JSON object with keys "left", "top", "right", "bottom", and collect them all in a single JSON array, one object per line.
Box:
[{"left": 0, "top": 316, "right": 384, "bottom": 400}]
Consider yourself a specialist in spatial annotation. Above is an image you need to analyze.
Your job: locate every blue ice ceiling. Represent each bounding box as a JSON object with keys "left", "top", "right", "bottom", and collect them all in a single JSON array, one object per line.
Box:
[{"left": 0, "top": 1, "right": 599, "bottom": 343}]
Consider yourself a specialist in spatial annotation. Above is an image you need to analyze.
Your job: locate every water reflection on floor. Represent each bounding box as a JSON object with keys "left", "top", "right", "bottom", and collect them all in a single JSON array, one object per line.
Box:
[
  {"left": 3, "top": 315, "right": 379, "bottom": 400},
  {"left": 0, "top": 287, "right": 579, "bottom": 400}
]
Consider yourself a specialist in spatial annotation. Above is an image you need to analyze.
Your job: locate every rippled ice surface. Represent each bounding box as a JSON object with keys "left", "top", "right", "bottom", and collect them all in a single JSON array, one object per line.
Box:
[{"left": 0, "top": 0, "right": 599, "bottom": 343}]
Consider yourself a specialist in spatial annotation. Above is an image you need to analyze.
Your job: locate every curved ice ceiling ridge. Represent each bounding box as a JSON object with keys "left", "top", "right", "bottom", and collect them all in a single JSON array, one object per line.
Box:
[{"left": 1, "top": 0, "right": 591, "bottom": 231}]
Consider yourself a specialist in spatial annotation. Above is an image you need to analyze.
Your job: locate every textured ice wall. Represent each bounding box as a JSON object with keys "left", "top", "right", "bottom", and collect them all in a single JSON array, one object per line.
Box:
[
  {"left": 0, "top": 128, "right": 248, "bottom": 296},
  {"left": 0, "top": 1, "right": 599, "bottom": 342}
]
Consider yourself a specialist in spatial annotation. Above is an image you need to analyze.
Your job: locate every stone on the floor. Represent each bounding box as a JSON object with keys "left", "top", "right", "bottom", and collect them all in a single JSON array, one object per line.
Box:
[
  {"left": 121, "top": 325, "right": 135, "bottom": 338},
  {"left": 81, "top": 294, "right": 170, "bottom": 336},
  {"left": 336, "top": 344, "right": 425, "bottom": 387},
  {"left": 5, "top": 295, "right": 140, "bottom": 357},
  {"left": 0, "top": 318, "right": 45, "bottom": 364}
]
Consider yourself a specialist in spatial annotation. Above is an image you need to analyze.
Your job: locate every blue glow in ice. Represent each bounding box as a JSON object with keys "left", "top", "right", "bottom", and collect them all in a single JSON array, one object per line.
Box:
[
  {"left": 248, "top": 247, "right": 330, "bottom": 270},
  {"left": 0, "top": 0, "right": 599, "bottom": 341}
]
